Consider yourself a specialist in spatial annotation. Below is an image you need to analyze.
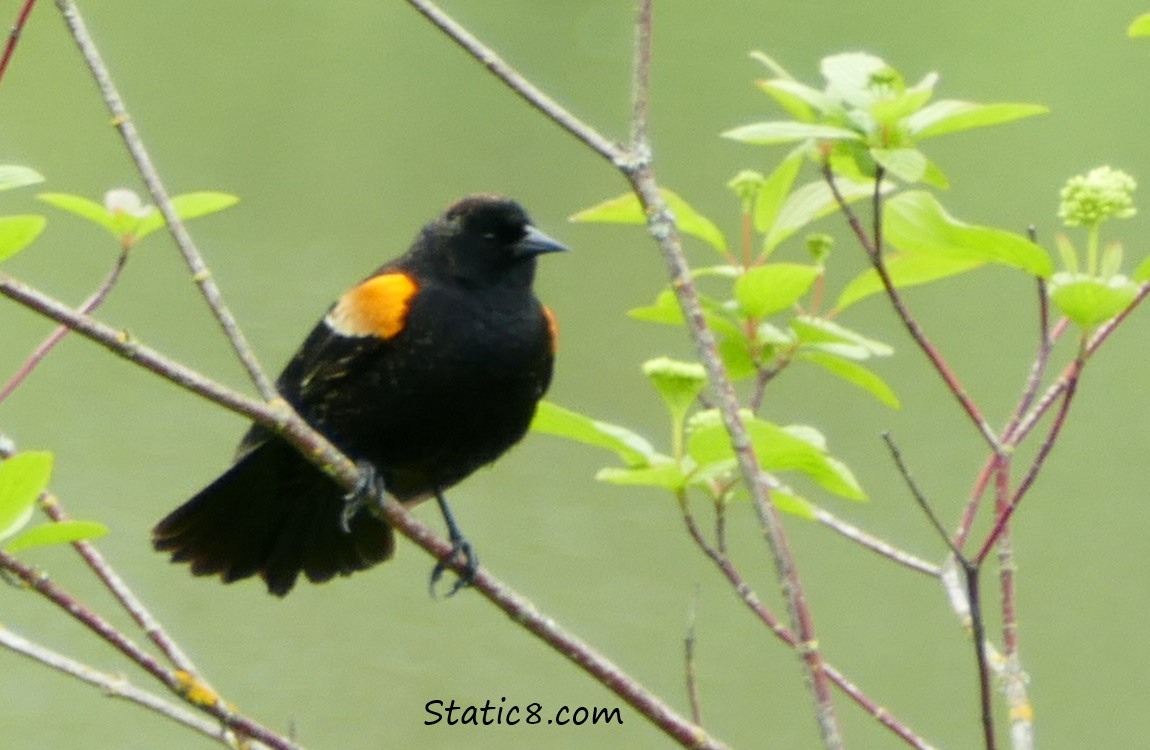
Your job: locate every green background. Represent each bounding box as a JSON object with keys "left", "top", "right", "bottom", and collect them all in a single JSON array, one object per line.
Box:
[{"left": 3, "top": 1, "right": 1150, "bottom": 748}]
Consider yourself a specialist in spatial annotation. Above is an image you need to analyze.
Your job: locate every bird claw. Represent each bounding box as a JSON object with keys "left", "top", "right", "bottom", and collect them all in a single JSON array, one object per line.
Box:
[
  {"left": 429, "top": 537, "right": 479, "bottom": 598},
  {"left": 340, "top": 461, "right": 385, "bottom": 533}
]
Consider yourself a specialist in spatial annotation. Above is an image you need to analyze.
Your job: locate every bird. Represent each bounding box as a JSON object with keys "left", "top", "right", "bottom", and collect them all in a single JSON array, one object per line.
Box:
[{"left": 153, "top": 194, "right": 566, "bottom": 597}]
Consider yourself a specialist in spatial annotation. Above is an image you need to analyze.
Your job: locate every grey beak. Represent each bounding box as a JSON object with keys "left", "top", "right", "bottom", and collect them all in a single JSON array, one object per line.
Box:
[{"left": 514, "top": 225, "right": 568, "bottom": 257}]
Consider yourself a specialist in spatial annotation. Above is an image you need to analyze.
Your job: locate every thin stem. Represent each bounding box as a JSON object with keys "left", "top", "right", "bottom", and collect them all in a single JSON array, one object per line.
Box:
[
  {"left": 404, "top": 0, "right": 623, "bottom": 165},
  {"left": 0, "top": 550, "right": 298, "bottom": 749},
  {"left": 814, "top": 507, "right": 941, "bottom": 578},
  {"left": 677, "top": 495, "right": 936, "bottom": 749},
  {"left": 0, "top": 247, "right": 129, "bottom": 404},
  {"left": 882, "top": 433, "right": 962, "bottom": 560},
  {"left": 824, "top": 164, "right": 1001, "bottom": 453},
  {"left": 54, "top": 0, "right": 277, "bottom": 400},
  {"left": 0, "top": 0, "right": 36, "bottom": 84},
  {"left": 684, "top": 585, "right": 703, "bottom": 726},
  {"left": 976, "top": 357, "right": 1082, "bottom": 565},
  {"left": 963, "top": 561, "right": 997, "bottom": 750},
  {"left": 0, "top": 626, "right": 262, "bottom": 749}
]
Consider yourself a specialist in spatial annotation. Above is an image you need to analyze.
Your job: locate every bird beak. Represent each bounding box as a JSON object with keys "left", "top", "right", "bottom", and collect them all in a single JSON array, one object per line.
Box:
[{"left": 514, "top": 225, "right": 568, "bottom": 257}]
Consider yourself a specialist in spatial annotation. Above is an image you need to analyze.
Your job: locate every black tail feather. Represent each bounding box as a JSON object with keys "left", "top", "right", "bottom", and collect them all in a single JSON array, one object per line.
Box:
[{"left": 153, "top": 439, "right": 394, "bottom": 596}]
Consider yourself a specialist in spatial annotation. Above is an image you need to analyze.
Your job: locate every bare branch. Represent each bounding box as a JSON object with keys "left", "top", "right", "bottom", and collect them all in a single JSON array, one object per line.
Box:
[{"left": 53, "top": 0, "right": 277, "bottom": 400}]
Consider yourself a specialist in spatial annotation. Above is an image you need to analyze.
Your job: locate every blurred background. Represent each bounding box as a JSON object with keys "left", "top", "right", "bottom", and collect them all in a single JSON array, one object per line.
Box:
[{"left": 2, "top": 1, "right": 1150, "bottom": 748}]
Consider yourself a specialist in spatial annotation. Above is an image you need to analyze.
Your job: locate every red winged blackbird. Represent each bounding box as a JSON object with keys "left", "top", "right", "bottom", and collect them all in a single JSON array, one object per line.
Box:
[{"left": 153, "top": 195, "right": 566, "bottom": 596}]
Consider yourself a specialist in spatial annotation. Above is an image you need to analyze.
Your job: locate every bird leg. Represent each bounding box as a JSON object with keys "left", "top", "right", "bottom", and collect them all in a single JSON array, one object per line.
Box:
[{"left": 429, "top": 489, "right": 479, "bottom": 597}]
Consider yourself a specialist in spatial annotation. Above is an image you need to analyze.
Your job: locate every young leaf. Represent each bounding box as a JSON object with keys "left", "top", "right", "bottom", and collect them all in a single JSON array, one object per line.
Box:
[
  {"left": 1049, "top": 273, "right": 1139, "bottom": 327},
  {"left": 797, "top": 350, "right": 900, "bottom": 408},
  {"left": 531, "top": 401, "right": 665, "bottom": 467},
  {"left": 135, "top": 191, "right": 240, "bottom": 241},
  {"left": 0, "top": 215, "right": 47, "bottom": 263},
  {"left": 734, "top": 263, "right": 821, "bottom": 318},
  {"left": 790, "top": 316, "right": 893, "bottom": 358},
  {"left": 0, "top": 166, "right": 45, "bottom": 192},
  {"left": 871, "top": 147, "right": 927, "bottom": 183},
  {"left": 717, "top": 335, "right": 759, "bottom": 381},
  {"left": 1130, "top": 12, "right": 1150, "bottom": 37},
  {"left": 571, "top": 189, "right": 729, "bottom": 255},
  {"left": 38, "top": 192, "right": 120, "bottom": 238},
  {"left": 721, "top": 121, "right": 861, "bottom": 146},
  {"left": 596, "top": 462, "right": 687, "bottom": 491},
  {"left": 753, "top": 79, "right": 826, "bottom": 121},
  {"left": 763, "top": 178, "right": 893, "bottom": 254},
  {"left": 884, "top": 191, "right": 1053, "bottom": 276},
  {"left": 835, "top": 252, "right": 982, "bottom": 309},
  {"left": 5, "top": 520, "right": 109, "bottom": 553},
  {"left": 906, "top": 100, "right": 1047, "bottom": 140},
  {"left": 642, "top": 358, "right": 708, "bottom": 427},
  {"left": 687, "top": 413, "right": 866, "bottom": 500},
  {"left": 0, "top": 452, "right": 53, "bottom": 542},
  {"left": 1132, "top": 254, "right": 1150, "bottom": 283},
  {"left": 753, "top": 150, "right": 804, "bottom": 234},
  {"left": 821, "top": 52, "right": 897, "bottom": 109}
]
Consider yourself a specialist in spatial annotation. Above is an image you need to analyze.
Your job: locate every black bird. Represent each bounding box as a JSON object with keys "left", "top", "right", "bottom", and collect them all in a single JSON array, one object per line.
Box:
[{"left": 153, "top": 195, "right": 566, "bottom": 596}]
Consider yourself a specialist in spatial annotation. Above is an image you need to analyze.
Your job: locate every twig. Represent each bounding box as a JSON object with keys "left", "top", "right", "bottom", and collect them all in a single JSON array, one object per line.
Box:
[
  {"left": 882, "top": 433, "right": 960, "bottom": 559},
  {"left": 684, "top": 585, "right": 703, "bottom": 726},
  {"left": 676, "top": 496, "right": 936, "bottom": 749},
  {"left": 823, "top": 164, "right": 1001, "bottom": 453},
  {"left": 0, "top": 550, "right": 298, "bottom": 749},
  {"left": 963, "top": 561, "right": 997, "bottom": 750},
  {"left": 53, "top": 0, "right": 277, "bottom": 400},
  {"left": 976, "top": 357, "right": 1082, "bottom": 565},
  {"left": 404, "top": 0, "right": 623, "bottom": 164},
  {"left": 0, "top": 247, "right": 129, "bottom": 404},
  {"left": 0, "top": 430, "right": 199, "bottom": 675},
  {"left": 814, "top": 507, "right": 940, "bottom": 577},
  {"left": 0, "top": 0, "right": 36, "bottom": 84},
  {"left": 0, "top": 625, "right": 262, "bottom": 749}
]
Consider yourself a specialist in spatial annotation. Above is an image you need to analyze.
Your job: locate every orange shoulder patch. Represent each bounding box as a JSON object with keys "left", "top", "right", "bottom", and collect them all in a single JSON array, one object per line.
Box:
[
  {"left": 542, "top": 305, "right": 559, "bottom": 352},
  {"left": 325, "top": 273, "right": 419, "bottom": 339}
]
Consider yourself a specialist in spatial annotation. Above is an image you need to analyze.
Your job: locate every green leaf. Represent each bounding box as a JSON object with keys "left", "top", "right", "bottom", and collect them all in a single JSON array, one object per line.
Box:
[
  {"left": 906, "top": 100, "right": 1047, "bottom": 140},
  {"left": 871, "top": 147, "right": 927, "bottom": 183},
  {"left": 1128, "top": 12, "right": 1150, "bottom": 37},
  {"left": 688, "top": 414, "right": 866, "bottom": 500},
  {"left": 790, "top": 316, "right": 893, "bottom": 359},
  {"left": 869, "top": 75, "right": 937, "bottom": 125},
  {"left": 596, "top": 462, "right": 686, "bottom": 490},
  {"left": 770, "top": 490, "right": 818, "bottom": 520},
  {"left": 1049, "top": 273, "right": 1139, "bottom": 327},
  {"left": 571, "top": 189, "right": 728, "bottom": 255},
  {"left": 734, "top": 263, "right": 821, "bottom": 318},
  {"left": 0, "top": 215, "right": 47, "bottom": 263},
  {"left": 764, "top": 178, "right": 893, "bottom": 254},
  {"left": 628, "top": 288, "right": 684, "bottom": 326},
  {"left": 38, "top": 192, "right": 119, "bottom": 237},
  {"left": 753, "top": 150, "right": 804, "bottom": 235},
  {"left": 717, "top": 335, "right": 759, "bottom": 381},
  {"left": 1132, "top": 254, "right": 1150, "bottom": 282},
  {"left": 0, "top": 166, "right": 45, "bottom": 192},
  {"left": 884, "top": 191, "right": 1053, "bottom": 277},
  {"left": 821, "top": 52, "right": 897, "bottom": 108},
  {"left": 0, "top": 452, "right": 53, "bottom": 542},
  {"left": 531, "top": 401, "right": 664, "bottom": 467},
  {"left": 135, "top": 191, "right": 239, "bottom": 241},
  {"left": 5, "top": 520, "right": 109, "bottom": 553},
  {"left": 835, "top": 252, "right": 983, "bottom": 309},
  {"left": 797, "top": 350, "right": 900, "bottom": 408},
  {"left": 753, "top": 79, "right": 829, "bottom": 121},
  {"left": 722, "top": 121, "right": 862, "bottom": 146},
  {"left": 642, "top": 358, "right": 708, "bottom": 427}
]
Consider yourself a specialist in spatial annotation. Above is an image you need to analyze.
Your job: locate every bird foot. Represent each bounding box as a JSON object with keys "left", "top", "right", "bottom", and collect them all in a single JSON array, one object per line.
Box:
[
  {"left": 429, "top": 537, "right": 479, "bottom": 598},
  {"left": 340, "top": 461, "right": 386, "bottom": 533}
]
